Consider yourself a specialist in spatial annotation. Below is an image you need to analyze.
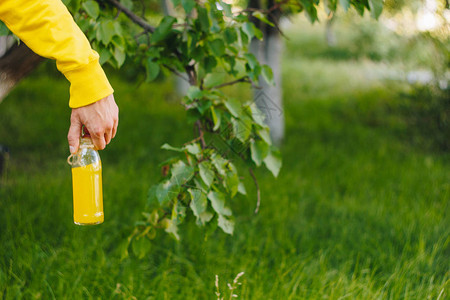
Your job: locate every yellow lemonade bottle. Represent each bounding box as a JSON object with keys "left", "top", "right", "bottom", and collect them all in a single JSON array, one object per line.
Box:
[{"left": 68, "top": 137, "right": 104, "bottom": 225}]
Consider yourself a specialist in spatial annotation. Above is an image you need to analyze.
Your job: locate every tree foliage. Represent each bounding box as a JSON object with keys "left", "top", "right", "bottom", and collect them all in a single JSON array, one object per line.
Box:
[
  {"left": 68, "top": 0, "right": 382, "bottom": 255},
  {"left": 1, "top": 0, "right": 383, "bottom": 257}
]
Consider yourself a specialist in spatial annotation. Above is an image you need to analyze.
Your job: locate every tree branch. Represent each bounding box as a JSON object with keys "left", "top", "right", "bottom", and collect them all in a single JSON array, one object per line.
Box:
[
  {"left": 195, "top": 120, "right": 207, "bottom": 149},
  {"left": 103, "top": 0, "right": 194, "bottom": 86},
  {"left": 162, "top": 64, "right": 189, "bottom": 82},
  {"left": 236, "top": 0, "right": 288, "bottom": 16},
  {"left": 0, "top": 42, "right": 43, "bottom": 102},
  {"left": 249, "top": 168, "right": 261, "bottom": 214},
  {"left": 104, "top": 0, "right": 155, "bottom": 33},
  {"left": 186, "top": 65, "right": 197, "bottom": 86},
  {"left": 211, "top": 76, "right": 251, "bottom": 89},
  {"left": 267, "top": 11, "right": 287, "bottom": 38}
]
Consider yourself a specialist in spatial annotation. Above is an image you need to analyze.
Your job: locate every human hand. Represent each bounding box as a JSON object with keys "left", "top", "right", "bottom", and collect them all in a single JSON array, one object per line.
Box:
[{"left": 68, "top": 94, "right": 119, "bottom": 153}]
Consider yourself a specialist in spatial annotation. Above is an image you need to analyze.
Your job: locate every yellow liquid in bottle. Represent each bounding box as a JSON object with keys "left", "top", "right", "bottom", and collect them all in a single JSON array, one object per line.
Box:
[{"left": 72, "top": 162, "right": 104, "bottom": 225}]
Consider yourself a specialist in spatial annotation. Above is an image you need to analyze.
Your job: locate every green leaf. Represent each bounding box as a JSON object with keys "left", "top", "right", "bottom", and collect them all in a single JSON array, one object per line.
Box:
[
  {"left": 197, "top": 7, "right": 210, "bottom": 32},
  {"left": 253, "top": 11, "right": 275, "bottom": 26},
  {"left": 80, "top": 18, "right": 92, "bottom": 36},
  {"left": 250, "top": 140, "right": 269, "bottom": 166},
  {"left": 161, "top": 143, "right": 183, "bottom": 152},
  {"left": 211, "top": 153, "right": 228, "bottom": 176},
  {"left": 257, "top": 128, "right": 272, "bottom": 145},
  {"left": 163, "top": 218, "right": 180, "bottom": 240},
  {"left": 172, "top": 200, "right": 186, "bottom": 224},
  {"left": 244, "top": 53, "right": 258, "bottom": 69},
  {"left": 352, "top": 1, "right": 366, "bottom": 15},
  {"left": 146, "top": 59, "right": 160, "bottom": 82},
  {"left": 197, "top": 100, "right": 212, "bottom": 115},
  {"left": 64, "top": 0, "right": 81, "bottom": 12},
  {"left": 98, "top": 47, "right": 112, "bottom": 65},
  {"left": 156, "top": 180, "right": 179, "bottom": 205},
  {"left": 151, "top": 16, "right": 176, "bottom": 43},
  {"left": 233, "top": 59, "right": 247, "bottom": 77},
  {"left": 262, "top": 65, "right": 274, "bottom": 85},
  {"left": 237, "top": 182, "right": 247, "bottom": 195},
  {"left": 225, "top": 170, "right": 239, "bottom": 197},
  {"left": 132, "top": 237, "right": 151, "bottom": 259},
  {"left": 0, "top": 21, "right": 11, "bottom": 35},
  {"left": 120, "top": 0, "right": 133, "bottom": 10},
  {"left": 197, "top": 211, "right": 214, "bottom": 226},
  {"left": 253, "top": 27, "right": 263, "bottom": 40},
  {"left": 224, "top": 27, "right": 237, "bottom": 44},
  {"left": 304, "top": 2, "right": 319, "bottom": 22},
  {"left": 218, "top": 0, "right": 233, "bottom": 17},
  {"left": 187, "top": 31, "right": 197, "bottom": 52},
  {"left": 203, "top": 56, "right": 217, "bottom": 73},
  {"left": 247, "top": 105, "right": 265, "bottom": 128},
  {"left": 113, "top": 47, "right": 126, "bottom": 68},
  {"left": 186, "top": 86, "right": 203, "bottom": 100},
  {"left": 158, "top": 156, "right": 180, "bottom": 168},
  {"left": 82, "top": 0, "right": 99, "bottom": 19},
  {"left": 242, "top": 22, "right": 255, "bottom": 40},
  {"left": 171, "top": 161, "right": 195, "bottom": 185},
  {"left": 204, "top": 72, "right": 225, "bottom": 89},
  {"left": 181, "top": 0, "right": 195, "bottom": 14},
  {"left": 185, "top": 143, "right": 201, "bottom": 155},
  {"left": 207, "top": 191, "right": 232, "bottom": 216},
  {"left": 239, "top": 28, "right": 249, "bottom": 45},
  {"left": 189, "top": 188, "right": 207, "bottom": 217},
  {"left": 187, "top": 109, "right": 201, "bottom": 124},
  {"left": 368, "top": 0, "right": 383, "bottom": 19},
  {"left": 249, "top": 64, "right": 262, "bottom": 82},
  {"left": 188, "top": 187, "right": 214, "bottom": 226},
  {"left": 209, "top": 11, "right": 221, "bottom": 34},
  {"left": 111, "top": 35, "right": 125, "bottom": 51},
  {"left": 194, "top": 178, "right": 208, "bottom": 193},
  {"left": 263, "top": 150, "right": 282, "bottom": 177},
  {"left": 232, "top": 118, "right": 251, "bottom": 143},
  {"left": 218, "top": 215, "right": 234, "bottom": 235},
  {"left": 199, "top": 161, "right": 215, "bottom": 187},
  {"left": 208, "top": 39, "right": 225, "bottom": 57},
  {"left": 224, "top": 98, "right": 242, "bottom": 117},
  {"left": 148, "top": 211, "right": 159, "bottom": 225},
  {"left": 98, "top": 20, "right": 116, "bottom": 45},
  {"left": 211, "top": 106, "right": 221, "bottom": 131},
  {"left": 147, "top": 46, "right": 161, "bottom": 59}
]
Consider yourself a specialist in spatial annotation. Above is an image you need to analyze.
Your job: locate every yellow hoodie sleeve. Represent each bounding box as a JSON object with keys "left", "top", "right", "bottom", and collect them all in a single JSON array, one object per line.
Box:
[{"left": 0, "top": 0, "right": 114, "bottom": 108}]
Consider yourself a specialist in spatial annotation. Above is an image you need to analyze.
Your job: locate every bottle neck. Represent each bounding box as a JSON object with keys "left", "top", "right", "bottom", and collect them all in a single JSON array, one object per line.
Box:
[{"left": 80, "top": 137, "right": 95, "bottom": 148}]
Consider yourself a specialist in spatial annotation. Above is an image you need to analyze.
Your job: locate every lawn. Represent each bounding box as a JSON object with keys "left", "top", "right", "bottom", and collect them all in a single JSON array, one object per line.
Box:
[{"left": 0, "top": 18, "right": 449, "bottom": 299}]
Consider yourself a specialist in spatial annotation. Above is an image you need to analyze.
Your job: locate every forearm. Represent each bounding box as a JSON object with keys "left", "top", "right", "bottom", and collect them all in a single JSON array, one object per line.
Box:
[{"left": 0, "top": 0, "right": 113, "bottom": 108}]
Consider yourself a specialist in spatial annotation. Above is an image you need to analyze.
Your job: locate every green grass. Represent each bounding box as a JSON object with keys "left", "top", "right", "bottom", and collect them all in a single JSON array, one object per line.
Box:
[{"left": 1, "top": 28, "right": 449, "bottom": 299}]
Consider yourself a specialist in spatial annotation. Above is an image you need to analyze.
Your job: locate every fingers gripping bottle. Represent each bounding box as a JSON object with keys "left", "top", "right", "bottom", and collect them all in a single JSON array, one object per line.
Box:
[{"left": 67, "top": 137, "right": 104, "bottom": 225}]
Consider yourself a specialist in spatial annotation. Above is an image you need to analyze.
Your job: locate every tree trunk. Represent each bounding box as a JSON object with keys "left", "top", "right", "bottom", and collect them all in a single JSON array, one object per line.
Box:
[
  {"left": 326, "top": 14, "right": 337, "bottom": 47},
  {"left": 0, "top": 39, "right": 42, "bottom": 103},
  {"left": 249, "top": 0, "right": 285, "bottom": 146},
  {"left": 0, "top": 36, "right": 15, "bottom": 57}
]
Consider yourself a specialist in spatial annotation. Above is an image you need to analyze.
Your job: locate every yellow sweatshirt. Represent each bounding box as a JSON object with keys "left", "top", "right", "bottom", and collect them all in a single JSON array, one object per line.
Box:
[{"left": 0, "top": 0, "right": 113, "bottom": 108}]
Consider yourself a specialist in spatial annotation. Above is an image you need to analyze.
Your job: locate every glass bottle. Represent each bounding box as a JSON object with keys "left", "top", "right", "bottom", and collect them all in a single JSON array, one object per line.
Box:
[{"left": 67, "top": 137, "right": 104, "bottom": 225}]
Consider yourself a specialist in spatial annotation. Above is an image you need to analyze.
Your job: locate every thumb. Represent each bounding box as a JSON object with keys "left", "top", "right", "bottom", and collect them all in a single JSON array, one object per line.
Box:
[{"left": 68, "top": 115, "right": 82, "bottom": 154}]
